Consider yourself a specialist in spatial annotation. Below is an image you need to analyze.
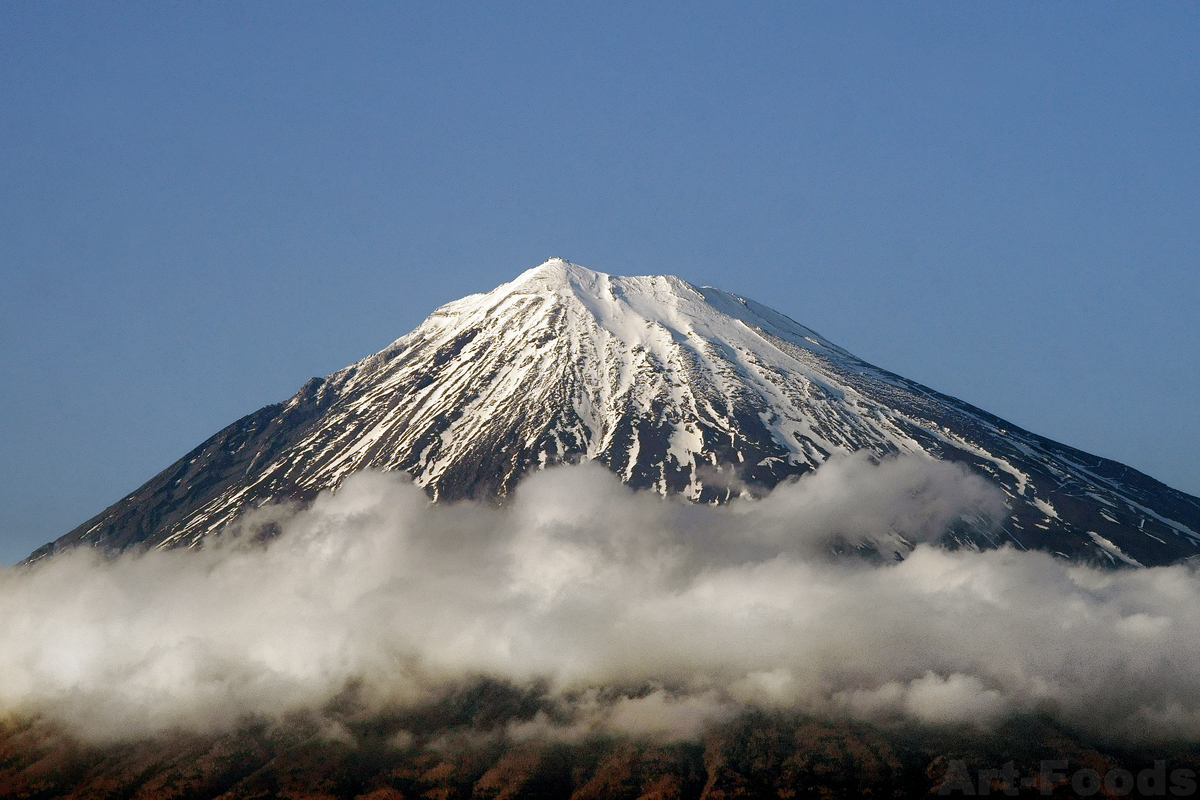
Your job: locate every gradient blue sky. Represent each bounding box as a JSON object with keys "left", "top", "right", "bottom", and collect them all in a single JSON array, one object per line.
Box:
[{"left": 2, "top": 2, "right": 1197, "bottom": 564}]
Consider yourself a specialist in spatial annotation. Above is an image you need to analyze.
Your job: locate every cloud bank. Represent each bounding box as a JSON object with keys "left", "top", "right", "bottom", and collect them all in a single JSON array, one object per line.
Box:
[{"left": 2, "top": 454, "right": 1199, "bottom": 743}]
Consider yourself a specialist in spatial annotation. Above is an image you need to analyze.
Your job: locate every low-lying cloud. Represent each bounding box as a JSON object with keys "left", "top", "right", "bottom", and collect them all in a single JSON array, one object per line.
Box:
[{"left": 3, "top": 453, "right": 1199, "bottom": 744}]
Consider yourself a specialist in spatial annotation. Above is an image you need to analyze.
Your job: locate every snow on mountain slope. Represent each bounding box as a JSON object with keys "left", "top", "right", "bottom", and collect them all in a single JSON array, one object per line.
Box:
[{"left": 29, "top": 259, "right": 1200, "bottom": 566}]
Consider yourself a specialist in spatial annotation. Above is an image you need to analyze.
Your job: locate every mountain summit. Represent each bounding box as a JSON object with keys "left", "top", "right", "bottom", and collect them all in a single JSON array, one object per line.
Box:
[{"left": 31, "top": 259, "right": 1200, "bottom": 565}]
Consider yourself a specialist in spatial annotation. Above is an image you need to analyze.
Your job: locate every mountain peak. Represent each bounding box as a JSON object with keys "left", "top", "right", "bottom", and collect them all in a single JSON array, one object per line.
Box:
[
  {"left": 507, "top": 257, "right": 697, "bottom": 307},
  {"left": 32, "top": 260, "right": 1200, "bottom": 567},
  {"left": 509, "top": 257, "right": 606, "bottom": 292}
]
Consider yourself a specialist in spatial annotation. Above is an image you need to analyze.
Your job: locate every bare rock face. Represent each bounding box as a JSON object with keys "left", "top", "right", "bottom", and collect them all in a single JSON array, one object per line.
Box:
[{"left": 31, "top": 259, "right": 1200, "bottom": 566}]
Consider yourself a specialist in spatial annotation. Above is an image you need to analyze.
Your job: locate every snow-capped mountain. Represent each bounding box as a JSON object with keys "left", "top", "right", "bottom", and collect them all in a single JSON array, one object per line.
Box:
[{"left": 30, "top": 259, "right": 1200, "bottom": 566}]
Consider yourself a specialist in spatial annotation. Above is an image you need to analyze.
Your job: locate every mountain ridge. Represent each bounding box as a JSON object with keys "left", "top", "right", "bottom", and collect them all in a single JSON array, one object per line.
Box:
[{"left": 28, "top": 258, "right": 1200, "bottom": 566}]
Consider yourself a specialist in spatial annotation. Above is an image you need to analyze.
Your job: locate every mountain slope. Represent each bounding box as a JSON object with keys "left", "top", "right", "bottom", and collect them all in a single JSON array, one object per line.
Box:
[{"left": 29, "top": 259, "right": 1200, "bottom": 566}]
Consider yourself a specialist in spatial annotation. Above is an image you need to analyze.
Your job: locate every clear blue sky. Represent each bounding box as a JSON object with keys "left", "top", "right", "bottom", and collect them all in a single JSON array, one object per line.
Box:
[{"left": 2, "top": 2, "right": 1197, "bottom": 565}]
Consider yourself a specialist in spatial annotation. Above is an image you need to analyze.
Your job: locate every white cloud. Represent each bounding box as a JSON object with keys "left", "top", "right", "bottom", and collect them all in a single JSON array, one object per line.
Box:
[{"left": 2, "top": 454, "right": 1199, "bottom": 743}]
